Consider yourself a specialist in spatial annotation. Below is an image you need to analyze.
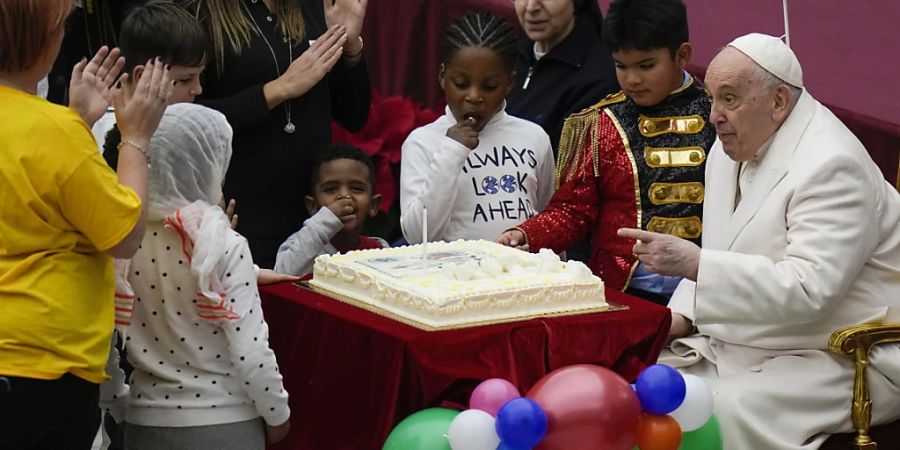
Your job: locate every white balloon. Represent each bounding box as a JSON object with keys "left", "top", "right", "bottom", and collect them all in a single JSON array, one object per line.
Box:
[
  {"left": 670, "top": 374, "right": 714, "bottom": 432},
  {"left": 447, "top": 409, "right": 501, "bottom": 450}
]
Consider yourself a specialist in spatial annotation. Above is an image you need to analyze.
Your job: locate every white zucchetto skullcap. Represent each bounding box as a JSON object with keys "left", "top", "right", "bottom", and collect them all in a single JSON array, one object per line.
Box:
[{"left": 727, "top": 33, "right": 803, "bottom": 88}]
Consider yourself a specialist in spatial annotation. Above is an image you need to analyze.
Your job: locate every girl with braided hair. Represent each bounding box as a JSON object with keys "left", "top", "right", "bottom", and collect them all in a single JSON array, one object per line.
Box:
[{"left": 400, "top": 12, "right": 555, "bottom": 244}]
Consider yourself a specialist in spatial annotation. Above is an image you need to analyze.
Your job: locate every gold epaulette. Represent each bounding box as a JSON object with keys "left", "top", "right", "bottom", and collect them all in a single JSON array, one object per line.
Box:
[
  {"left": 589, "top": 90, "right": 627, "bottom": 111},
  {"left": 555, "top": 92, "right": 625, "bottom": 188}
]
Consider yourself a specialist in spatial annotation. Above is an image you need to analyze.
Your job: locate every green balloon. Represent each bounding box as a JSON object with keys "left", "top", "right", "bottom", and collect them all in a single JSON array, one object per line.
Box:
[
  {"left": 383, "top": 408, "right": 460, "bottom": 450},
  {"left": 679, "top": 415, "right": 723, "bottom": 450}
]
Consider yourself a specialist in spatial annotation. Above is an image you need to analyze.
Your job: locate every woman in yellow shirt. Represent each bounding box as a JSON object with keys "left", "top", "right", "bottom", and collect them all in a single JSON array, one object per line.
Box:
[{"left": 0, "top": 1, "right": 171, "bottom": 448}]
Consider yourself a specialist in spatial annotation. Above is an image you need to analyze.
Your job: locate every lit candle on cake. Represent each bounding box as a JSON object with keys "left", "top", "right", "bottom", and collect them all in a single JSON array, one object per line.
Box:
[{"left": 422, "top": 207, "right": 428, "bottom": 264}]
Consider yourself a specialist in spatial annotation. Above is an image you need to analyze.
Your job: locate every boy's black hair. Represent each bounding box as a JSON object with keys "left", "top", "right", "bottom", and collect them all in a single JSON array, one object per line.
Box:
[
  {"left": 119, "top": 0, "right": 208, "bottom": 75},
  {"left": 602, "top": 0, "right": 689, "bottom": 56},
  {"left": 441, "top": 12, "right": 518, "bottom": 72},
  {"left": 310, "top": 144, "right": 378, "bottom": 192}
]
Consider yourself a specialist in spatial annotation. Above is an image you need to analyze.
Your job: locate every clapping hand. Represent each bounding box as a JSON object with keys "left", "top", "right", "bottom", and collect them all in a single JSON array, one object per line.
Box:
[
  {"left": 273, "top": 25, "right": 347, "bottom": 102},
  {"left": 323, "top": 0, "right": 368, "bottom": 52},
  {"left": 446, "top": 117, "right": 479, "bottom": 149},
  {"left": 617, "top": 228, "right": 700, "bottom": 281},
  {"left": 112, "top": 58, "right": 172, "bottom": 143},
  {"left": 68, "top": 46, "right": 125, "bottom": 127}
]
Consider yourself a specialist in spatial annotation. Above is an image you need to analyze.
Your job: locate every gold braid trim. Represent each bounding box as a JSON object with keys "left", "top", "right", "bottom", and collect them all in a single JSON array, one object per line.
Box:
[{"left": 555, "top": 91, "right": 627, "bottom": 189}]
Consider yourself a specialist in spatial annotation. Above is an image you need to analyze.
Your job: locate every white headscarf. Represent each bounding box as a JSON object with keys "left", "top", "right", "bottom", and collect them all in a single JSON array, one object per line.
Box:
[
  {"left": 116, "top": 104, "right": 239, "bottom": 330},
  {"left": 147, "top": 103, "right": 233, "bottom": 221}
]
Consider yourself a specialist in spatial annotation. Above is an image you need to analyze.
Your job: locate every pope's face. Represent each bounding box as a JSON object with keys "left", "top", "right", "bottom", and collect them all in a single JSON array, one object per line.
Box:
[{"left": 705, "top": 48, "right": 783, "bottom": 162}]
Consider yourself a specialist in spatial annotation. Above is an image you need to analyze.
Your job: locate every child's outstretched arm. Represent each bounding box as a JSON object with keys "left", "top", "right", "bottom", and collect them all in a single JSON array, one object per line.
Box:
[
  {"left": 211, "top": 233, "right": 290, "bottom": 432},
  {"left": 399, "top": 127, "right": 472, "bottom": 243},
  {"left": 274, "top": 207, "right": 344, "bottom": 276},
  {"left": 514, "top": 148, "right": 602, "bottom": 254}
]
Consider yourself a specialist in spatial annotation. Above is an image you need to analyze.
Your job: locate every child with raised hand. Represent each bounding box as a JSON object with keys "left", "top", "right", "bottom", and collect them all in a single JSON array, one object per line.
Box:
[
  {"left": 400, "top": 12, "right": 555, "bottom": 244},
  {"left": 114, "top": 103, "right": 290, "bottom": 448},
  {"left": 498, "top": 0, "right": 715, "bottom": 305},
  {"left": 274, "top": 144, "right": 386, "bottom": 277}
]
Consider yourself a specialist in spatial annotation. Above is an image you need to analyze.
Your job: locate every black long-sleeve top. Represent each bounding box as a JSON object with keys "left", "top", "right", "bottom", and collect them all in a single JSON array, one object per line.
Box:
[
  {"left": 506, "top": 15, "right": 619, "bottom": 153},
  {"left": 196, "top": 0, "right": 371, "bottom": 267}
]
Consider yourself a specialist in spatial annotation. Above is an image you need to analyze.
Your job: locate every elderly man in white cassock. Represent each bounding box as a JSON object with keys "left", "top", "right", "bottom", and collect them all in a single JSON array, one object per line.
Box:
[{"left": 618, "top": 33, "right": 900, "bottom": 449}]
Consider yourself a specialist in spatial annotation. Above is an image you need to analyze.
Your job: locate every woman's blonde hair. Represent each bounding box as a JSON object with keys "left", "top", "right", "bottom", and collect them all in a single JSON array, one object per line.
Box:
[
  {"left": 186, "top": 0, "right": 305, "bottom": 74},
  {"left": 0, "top": 0, "right": 73, "bottom": 72}
]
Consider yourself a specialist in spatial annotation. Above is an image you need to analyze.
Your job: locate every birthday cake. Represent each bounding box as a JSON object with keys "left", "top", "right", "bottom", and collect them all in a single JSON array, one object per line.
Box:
[{"left": 310, "top": 240, "right": 607, "bottom": 330}]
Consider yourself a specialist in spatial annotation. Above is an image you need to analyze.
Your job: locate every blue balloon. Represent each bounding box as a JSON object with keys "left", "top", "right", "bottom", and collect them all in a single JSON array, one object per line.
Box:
[
  {"left": 496, "top": 444, "right": 529, "bottom": 450},
  {"left": 635, "top": 364, "right": 687, "bottom": 414},
  {"left": 495, "top": 398, "right": 548, "bottom": 448}
]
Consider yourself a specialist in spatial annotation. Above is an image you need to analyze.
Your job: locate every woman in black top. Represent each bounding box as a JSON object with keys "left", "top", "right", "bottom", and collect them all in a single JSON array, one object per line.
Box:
[
  {"left": 507, "top": 0, "right": 618, "bottom": 152},
  {"left": 187, "top": 0, "right": 371, "bottom": 267}
]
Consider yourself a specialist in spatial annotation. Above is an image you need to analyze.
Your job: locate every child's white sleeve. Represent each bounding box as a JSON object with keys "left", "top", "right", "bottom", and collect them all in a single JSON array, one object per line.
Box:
[
  {"left": 274, "top": 208, "right": 343, "bottom": 276},
  {"left": 400, "top": 130, "right": 471, "bottom": 243},
  {"left": 216, "top": 234, "right": 290, "bottom": 426},
  {"left": 535, "top": 132, "right": 556, "bottom": 212}
]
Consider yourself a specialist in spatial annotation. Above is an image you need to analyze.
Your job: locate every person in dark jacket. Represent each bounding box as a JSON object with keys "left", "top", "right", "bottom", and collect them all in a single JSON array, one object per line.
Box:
[
  {"left": 507, "top": 0, "right": 619, "bottom": 153},
  {"left": 46, "top": 0, "right": 147, "bottom": 105},
  {"left": 185, "top": 0, "right": 372, "bottom": 268}
]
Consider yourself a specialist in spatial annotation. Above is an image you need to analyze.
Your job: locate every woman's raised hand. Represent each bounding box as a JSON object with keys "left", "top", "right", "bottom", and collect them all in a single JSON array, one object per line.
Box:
[
  {"left": 264, "top": 25, "right": 347, "bottom": 108},
  {"left": 323, "top": 0, "right": 368, "bottom": 48},
  {"left": 112, "top": 58, "right": 172, "bottom": 144},
  {"left": 68, "top": 46, "right": 125, "bottom": 127}
]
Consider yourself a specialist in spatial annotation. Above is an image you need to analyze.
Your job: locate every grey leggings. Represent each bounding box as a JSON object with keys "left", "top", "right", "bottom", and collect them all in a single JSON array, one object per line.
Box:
[{"left": 124, "top": 418, "right": 265, "bottom": 450}]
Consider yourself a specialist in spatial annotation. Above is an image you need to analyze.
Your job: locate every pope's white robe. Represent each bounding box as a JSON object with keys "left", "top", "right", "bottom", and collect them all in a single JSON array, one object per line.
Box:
[{"left": 662, "top": 89, "right": 900, "bottom": 450}]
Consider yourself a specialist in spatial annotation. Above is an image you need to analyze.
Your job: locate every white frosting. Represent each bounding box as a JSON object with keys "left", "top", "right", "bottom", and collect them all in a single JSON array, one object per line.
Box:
[{"left": 310, "top": 240, "right": 607, "bottom": 328}]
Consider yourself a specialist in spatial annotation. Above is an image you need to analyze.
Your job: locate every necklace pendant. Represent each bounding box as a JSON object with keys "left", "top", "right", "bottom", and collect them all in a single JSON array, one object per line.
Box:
[{"left": 284, "top": 122, "right": 296, "bottom": 134}]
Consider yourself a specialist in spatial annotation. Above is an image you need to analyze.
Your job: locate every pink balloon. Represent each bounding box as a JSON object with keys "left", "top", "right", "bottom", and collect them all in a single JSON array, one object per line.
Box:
[{"left": 469, "top": 378, "right": 521, "bottom": 416}]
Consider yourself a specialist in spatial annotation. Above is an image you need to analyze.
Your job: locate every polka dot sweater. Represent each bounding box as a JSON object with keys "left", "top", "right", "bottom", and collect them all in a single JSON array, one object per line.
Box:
[{"left": 122, "top": 222, "right": 289, "bottom": 427}]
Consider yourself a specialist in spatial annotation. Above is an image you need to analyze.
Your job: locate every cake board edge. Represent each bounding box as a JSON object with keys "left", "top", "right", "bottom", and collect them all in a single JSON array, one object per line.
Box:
[{"left": 293, "top": 281, "right": 627, "bottom": 331}]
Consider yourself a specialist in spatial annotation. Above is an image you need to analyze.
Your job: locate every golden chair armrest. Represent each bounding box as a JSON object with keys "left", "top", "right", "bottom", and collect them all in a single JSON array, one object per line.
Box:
[
  {"left": 829, "top": 323, "right": 900, "bottom": 355},
  {"left": 828, "top": 323, "right": 900, "bottom": 450}
]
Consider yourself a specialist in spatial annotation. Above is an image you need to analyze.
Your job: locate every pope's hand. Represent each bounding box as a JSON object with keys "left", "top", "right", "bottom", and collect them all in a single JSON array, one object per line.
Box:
[
  {"left": 617, "top": 228, "right": 700, "bottom": 281},
  {"left": 667, "top": 312, "right": 694, "bottom": 346}
]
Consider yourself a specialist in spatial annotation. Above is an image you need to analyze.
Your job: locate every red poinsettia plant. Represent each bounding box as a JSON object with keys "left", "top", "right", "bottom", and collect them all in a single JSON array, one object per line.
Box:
[{"left": 331, "top": 90, "right": 440, "bottom": 212}]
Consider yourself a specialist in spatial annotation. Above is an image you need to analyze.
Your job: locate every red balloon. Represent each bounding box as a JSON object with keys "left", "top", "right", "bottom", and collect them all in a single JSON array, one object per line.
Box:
[
  {"left": 635, "top": 413, "right": 682, "bottom": 450},
  {"left": 527, "top": 364, "right": 641, "bottom": 450}
]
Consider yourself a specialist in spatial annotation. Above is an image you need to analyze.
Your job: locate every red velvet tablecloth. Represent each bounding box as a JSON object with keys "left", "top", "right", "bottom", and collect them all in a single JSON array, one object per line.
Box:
[{"left": 260, "top": 283, "right": 670, "bottom": 450}]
